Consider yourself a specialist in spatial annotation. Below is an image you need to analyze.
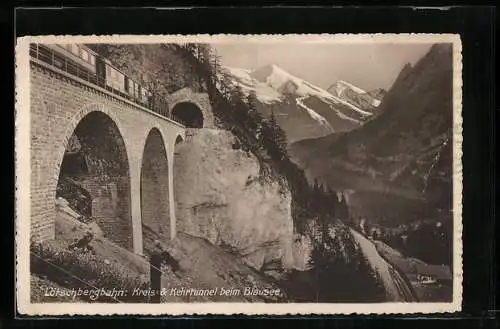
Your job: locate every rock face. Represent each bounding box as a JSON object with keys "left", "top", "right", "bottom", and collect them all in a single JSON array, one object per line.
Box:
[
  {"left": 173, "top": 129, "right": 295, "bottom": 271},
  {"left": 289, "top": 43, "right": 454, "bottom": 225}
]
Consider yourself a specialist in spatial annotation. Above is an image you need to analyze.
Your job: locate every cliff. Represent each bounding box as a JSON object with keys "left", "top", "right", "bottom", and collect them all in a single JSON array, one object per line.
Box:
[{"left": 173, "top": 129, "right": 297, "bottom": 272}]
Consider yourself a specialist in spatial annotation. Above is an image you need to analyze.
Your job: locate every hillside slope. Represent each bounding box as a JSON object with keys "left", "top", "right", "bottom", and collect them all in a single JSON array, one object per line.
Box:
[
  {"left": 289, "top": 43, "right": 454, "bottom": 224},
  {"left": 32, "top": 212, "right": 285, "bottom": 303}
]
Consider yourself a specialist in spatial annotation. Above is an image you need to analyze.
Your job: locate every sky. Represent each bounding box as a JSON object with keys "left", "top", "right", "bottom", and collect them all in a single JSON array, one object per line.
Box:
[{"left": 212, "top": 43, "right": 433, "bottom": 91}]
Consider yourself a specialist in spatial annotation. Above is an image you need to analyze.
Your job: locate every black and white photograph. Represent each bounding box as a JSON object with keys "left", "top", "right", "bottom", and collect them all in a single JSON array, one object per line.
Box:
[{"left": 15, "top": 34, "right": 462, "bottom": 315}]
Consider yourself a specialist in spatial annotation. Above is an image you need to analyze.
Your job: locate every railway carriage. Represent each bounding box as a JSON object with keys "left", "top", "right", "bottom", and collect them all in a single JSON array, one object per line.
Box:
[
  {"left": 31, "top": 43, "right": 170, "bottom": 119},
  {"left": 44, "top": 43, "right": 98, "bottom": 75}
]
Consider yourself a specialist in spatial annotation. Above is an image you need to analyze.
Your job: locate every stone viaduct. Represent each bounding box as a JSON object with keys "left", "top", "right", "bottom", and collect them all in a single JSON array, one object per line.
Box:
[{"left": 30, "top": 54, "right": 211, "bottom": 256}]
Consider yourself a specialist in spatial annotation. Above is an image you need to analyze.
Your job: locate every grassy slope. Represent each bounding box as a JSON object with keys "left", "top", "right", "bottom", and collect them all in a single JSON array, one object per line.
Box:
[
  {"left": 31, "top": 274, "right": 84, "bottom": 303},
  {"left": 32, "top": 214, "right": 285, "bottom": 303}
]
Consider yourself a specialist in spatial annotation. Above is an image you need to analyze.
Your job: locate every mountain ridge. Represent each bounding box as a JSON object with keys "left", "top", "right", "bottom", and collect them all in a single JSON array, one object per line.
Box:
[
  {"left": 222, "top": 63, "right": 384, "bottom": 144},
  {"left": 289, "top": 43, "right": 454, "bottom": 225}
]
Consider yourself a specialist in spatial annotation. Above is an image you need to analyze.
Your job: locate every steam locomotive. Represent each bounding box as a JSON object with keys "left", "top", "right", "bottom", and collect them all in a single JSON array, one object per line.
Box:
[{"left": 30, "top": 43, "right": 170, "bottom": 118}]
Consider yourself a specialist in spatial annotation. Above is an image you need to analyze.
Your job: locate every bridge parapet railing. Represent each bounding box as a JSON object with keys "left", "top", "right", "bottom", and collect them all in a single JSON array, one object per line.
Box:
[{"left": 29, "top": 43, "right": 174, "bottom": 122}]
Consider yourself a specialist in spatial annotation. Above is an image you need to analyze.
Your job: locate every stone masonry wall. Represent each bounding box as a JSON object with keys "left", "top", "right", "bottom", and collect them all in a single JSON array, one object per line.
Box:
[
  {"left": 79, "top": 177, "right": 133, "bottom": 250},
  {"left": 30, "top": 60, "right": 185, "bottom": 254},
  {"left": 167, "top": 87, "right": 215, "bottom": 128},
  {"left": 141, "top": 129, "right": 170, "bottom": 255}
]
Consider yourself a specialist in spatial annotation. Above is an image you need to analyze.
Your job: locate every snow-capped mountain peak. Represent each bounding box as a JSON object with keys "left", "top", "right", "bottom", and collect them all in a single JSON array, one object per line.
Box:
[
  {"left": 328, "top": 80, "right": 385, "bottom": 109},
  {"left": 249, "top": 65, "right": 375, "bottom": 120},
  {"left": 333, "top": 80, "right": 368, "bottom": 96},
  {"left": 222, "top": 66, "right": 282, "bottom": 104},
  {"left": 250, "top": 64, "right": 337, "bottom": 100},
  {"left": 220, "top": 64, "right": 386, "bottom": 143}
]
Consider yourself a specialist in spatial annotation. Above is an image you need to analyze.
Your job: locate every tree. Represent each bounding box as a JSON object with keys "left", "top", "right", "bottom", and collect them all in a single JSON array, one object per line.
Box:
[
  {"left": 305, "top": 224, "right": 386, "bottom": 302},
  {"left": 338, "top": 192, "right": 350, "bottom": 222},
  {"left": 245, "top": 92, "right": 262, "bottom": 131},
  {"left": 326, "top": 186, "right": 338, "bottom": 218},
  {"left": 269, "top": 113, "right": 288, "bottom": 161}
]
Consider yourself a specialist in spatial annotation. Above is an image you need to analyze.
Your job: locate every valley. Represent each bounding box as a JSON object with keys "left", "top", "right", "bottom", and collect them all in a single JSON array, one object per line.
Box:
[{"left": 288, "top": 43, "right": 453, "bottom": 224}]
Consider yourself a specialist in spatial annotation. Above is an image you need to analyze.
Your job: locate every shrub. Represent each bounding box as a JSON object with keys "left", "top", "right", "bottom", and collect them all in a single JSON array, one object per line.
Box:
[
  {"left": 292, "top": 222, "right": 387, "bottom": 302},
  {"left": 30, "top": 241, "right": 149, "bottom": 303}
]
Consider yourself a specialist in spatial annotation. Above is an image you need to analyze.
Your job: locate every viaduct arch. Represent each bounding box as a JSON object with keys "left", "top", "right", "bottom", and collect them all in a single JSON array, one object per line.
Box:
[
  {"left": 56, "top": 110, "right": 133, "bottom": 250},
  {"left": 140, "top": 127, "right": 170, "bottom": 254},
  {"left": 30, "top": 60, "right": 187, "bottom": 255}
]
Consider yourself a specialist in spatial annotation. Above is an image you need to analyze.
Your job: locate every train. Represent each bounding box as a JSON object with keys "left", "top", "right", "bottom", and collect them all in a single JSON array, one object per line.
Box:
[{"left": 29, "top": 43, "right": 170, "bottom": 118}]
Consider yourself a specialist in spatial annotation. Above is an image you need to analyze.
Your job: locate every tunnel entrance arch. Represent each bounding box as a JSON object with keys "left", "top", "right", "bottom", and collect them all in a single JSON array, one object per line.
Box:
[
  {"left": 140, "top": 128, "right": 170, "bottom": 255},
  {"left": 171, "top": 102, "right": 204, "bottom": 128},
  {"left": 56, "top": 111, "right": 133, "bottom": 250}
]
